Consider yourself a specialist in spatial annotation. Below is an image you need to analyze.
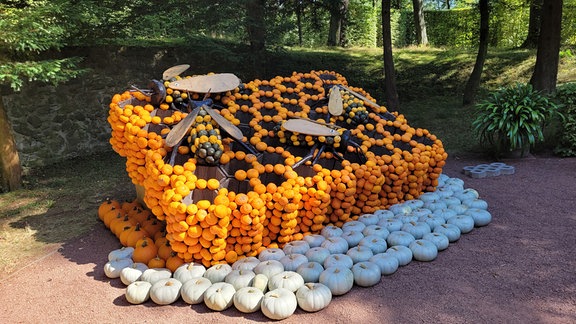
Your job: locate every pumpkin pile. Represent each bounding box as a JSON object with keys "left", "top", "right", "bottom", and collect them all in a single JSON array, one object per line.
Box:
[
  {"left": 102, "top": 173, "right": 492, "bottom": 319},
  {"left": 106, "top": 70, "right": 448, "bottom": 268}
]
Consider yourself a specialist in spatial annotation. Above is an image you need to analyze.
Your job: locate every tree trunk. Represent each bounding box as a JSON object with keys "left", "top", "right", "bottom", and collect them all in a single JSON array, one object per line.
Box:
[
  {"left": 462, "top": 0, "right": 489, "bottom": 105},
  {"left": 0, "top": 95, "right": 22, "bottom": 192},
  {"left": 530, "top": 0, "right": 563, "bottom": 94},
  {"left": 245, "top": 0, "right": 266, "bottom": 51},
  {"left": 297, "top": 2, "right": 303, "bottom": 46},
  {"left": 339, "top": 0, "right": 349, "bottom": 47},
  {"left": 412, "top": 0, "right": 428, "bottom": 46},
  {"left": 521, "top": 0, "right": 543, "bottom": 48},
  {"left": 382, "top": 0, "right": 400, "bottom": 111},
  {"left": 445, "top": 0, "right": 451, "bottom": 9},
  {"left": 327, "top": 0, "right": 346, "bottom": 46}
]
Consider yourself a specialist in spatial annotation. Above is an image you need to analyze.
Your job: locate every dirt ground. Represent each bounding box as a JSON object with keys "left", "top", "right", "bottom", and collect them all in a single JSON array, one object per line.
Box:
[{"left": 1, "top": 154, "right": 575, "bottom": 323}]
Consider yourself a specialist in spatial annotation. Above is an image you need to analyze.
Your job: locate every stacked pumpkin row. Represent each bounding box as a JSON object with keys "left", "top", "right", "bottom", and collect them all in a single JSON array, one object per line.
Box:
[
  {"left": 102, "top": 173, "right": 492, "bottom": 319},
  {"left": 106, "top": 70, "right": 447, "bottom": 267}
]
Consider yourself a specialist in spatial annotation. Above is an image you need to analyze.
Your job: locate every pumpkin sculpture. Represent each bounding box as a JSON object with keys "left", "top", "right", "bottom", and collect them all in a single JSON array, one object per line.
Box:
[{"left": 107, "top": 69, "right": 447, "bottom": 267}]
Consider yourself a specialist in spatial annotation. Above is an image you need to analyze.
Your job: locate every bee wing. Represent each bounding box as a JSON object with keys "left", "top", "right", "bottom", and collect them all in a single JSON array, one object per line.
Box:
[
  {"left": 283, "top": 119, "right": 340, "bottom": 137},
  {"left": 165, "top": 108, "right": 199, "bottom": 147},
  {"left": 162, "top": 64, "right": 190, "bottom": 81},
  {"left": 168, "top": 73, "right": 240, "bottom": 93},
  {"left": 204, "top": 105, "right": 244, "bottom": 141}
]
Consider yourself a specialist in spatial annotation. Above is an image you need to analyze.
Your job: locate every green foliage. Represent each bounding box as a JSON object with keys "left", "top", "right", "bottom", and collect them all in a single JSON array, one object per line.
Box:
[
  {"left": 0, "top": 1, "right": 84, "bottom": 92},
  {"left": 472, "top": 83, "right": 562, "bottom": 156},
  {"left": 553, "top": 83, "right": 576, "bottom": 156}
]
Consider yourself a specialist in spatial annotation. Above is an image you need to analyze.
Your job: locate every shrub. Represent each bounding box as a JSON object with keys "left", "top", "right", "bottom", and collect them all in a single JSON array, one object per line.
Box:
[
  {"left": 472, "top": 83, "right": 562, "bottom": 157},
  {"left": 553, "top": 83, "right": 576, "bottom": 157}
]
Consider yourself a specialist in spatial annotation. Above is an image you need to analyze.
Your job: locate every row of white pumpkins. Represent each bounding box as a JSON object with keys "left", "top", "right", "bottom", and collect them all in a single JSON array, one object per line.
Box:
[{"left": 103, "top": 174, "right": 492, "bottom": 320}]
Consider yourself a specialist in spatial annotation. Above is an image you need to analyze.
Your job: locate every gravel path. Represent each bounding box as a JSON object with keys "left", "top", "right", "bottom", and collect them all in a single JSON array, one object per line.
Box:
[{"left": 1, "top": 155, "right": 575, "bottom": 323}]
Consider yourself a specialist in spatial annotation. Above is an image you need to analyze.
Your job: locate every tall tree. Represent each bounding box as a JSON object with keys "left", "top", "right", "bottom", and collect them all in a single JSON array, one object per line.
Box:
[
  {"left": 521, "top": 0, "right": 543, "bottom": 48},
  {"left": 412, "top": 0, "right": 428, "bottom": 46},
  {"left": 326, "top": 0, "right": 349, "bottom": 46},
  {"left": 0, "top": 2, "right": 83, "bottom": 192},
  {"left": 462, "top": 0, "right": 489, "bottom": 105},
  {"left": 530, "top": 0, "right": 563, "bottom": 93},
  {"left": 382, "top": 0, "right": 400, "bottom": 111},
  {"left": 246, "top": 0, "right": 267, "bottom": 51}
]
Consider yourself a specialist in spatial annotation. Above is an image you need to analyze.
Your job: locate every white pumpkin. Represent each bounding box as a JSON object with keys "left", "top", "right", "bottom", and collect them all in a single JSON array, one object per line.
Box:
[
  {"left": 296, "top": 261, "right": 324, "bottom": 283},
  {"left": 351, "top": 261, "right": 381, "bottom": 287},
  {"left": 433, "top": 223, "right": 461, "bottom": 242},
  {"left": 464, "top": 208, "right": 492, "bottom": 227},
  {"left": 432, "top": 208, "right": 458, "bottom": 221},
  {"left": 120, "top": 262, "right": 148, "bottom": 286},
  {"left": 389, "top": 203, "right": 412, "bottom": 216},
  {"left": 401, "top": 221, "right": 431, "bottom": 239},
  {"left": 417, "top": 191, "right": 440, "bottom": 203},
  {"left": 409, "top": 239, "right": 438, "bottom": 262},
  {"left": 203, "top": 282, "right": 236, "bottom": 311},
  {"left": 104, "top": 258, "right": 133, "bottom": 279},
  {"left": 140, "top": 268, "right": 172, "bottom": 284},
  {"left": 232, "top": 256, "right": 260, "bottom": 271},
  {"left": 305, "top": 246, "right": 331, "bottom": 264},
  {"left": 233, "top": 287, "right": 263, "bottom": 313},
  {"left": 149, "top": 278, "right": 182, "bottom": 305},
  {"left": 357, "top": 213, "right": 379, "bottom": 226},
  {"left": 258, "top": 248, "right": 286, "bottom": 261},
  {"left": 125, "top": 280, "right": 152, "bottom": 305},
  {"left": 108, "top": 247, "right": 134, "bottom": 261},
  {"left": 173, "top": 262, "right": 206, "bottom": 284},
  {"left": 418, "top": 214, "right": 446, "bottom": 230},
  {"left": 358, "top": 235, "right": 388, "bottom": 254},
  {"left": 279, "top": 253, "right": 308, "bottom": 272},
  {"left": 448, "top": 203, "right": 469, "bottom": 214},
  {"left": 386, "top": 230, "right": 416, "bottom": 247},
  {"left": 410, "top": 207, "right": 432, "bottom": 218},
  {"left": 282, "top": 240, "right": 310, "bottom": 255},
  {"left": 203, "top": 263, "right": 232, "bottom": 283},
  {"left": 385, "top": 245, "right": 413, "bottom": 266},
  {"left": 377, "top": 218, "right": 403, "bottom": 232},
  {"left": 323, "top": 253, "right": 354, "bottom": 269},
  {"left": 369, "top": 253, "right": 399, "bottom": 275},
  {"left": 319, "top": 266, "right": 354, "bottom": 296},
  {"left": 341, "top": 220, "right": 366, "bottom": 232},
  {"left": 374, "top": 209, "right": 394, "bottom": 220},
  {"left": 296, "top": 283, "right": 332, "bottom": 312},
  {"left": 303, "top": 234, "right": 326, "bottom": 247},
  {"left": 435, "top": 187, "right": 454, "bottom": 198},
  {"left": 320, "top": 225, "right": 343, "bottom": 238},
  {"left": 447, "top": 215, "right": 475, "bottom": 234},
  {"left": 453, "top": 188, "right": 479, "bottom": 201},
  {"left": 422, "top": 232, "right": 450, "bottom": 251},
  {"left": 261, "top": 288, "right": 298, "bottom": 320},
  {"left": 362, "top": 225, "right": 390, "bottom": 239},
  {"left": 396, "top": 213, "right": 419, "bottom": 224},
  {"left": 180, "top": 277, "right": 212, "bottom": 304},
  {"left": 346, "top": 245, "right": 374, "bottom": 264},
  {"left": 224, "top": 269, "right": 256, "bottom": 290},
  {"left": 423, "top": 199, "right": 448, "bottom": 212},
  {"left": 268, "top": 271, "right": 305, "bottom": 292},
  {"left": 403, "top": 199, "right": 424, "bottom": 209},
  {"left": 253, "top": 260, "right": 284, "bottom": 279},
  {"left": 440, "top": 196, "right": 462, "bottom": 207},
  {"left": 320, "top": 236, "right": 349, "bottom": 254},
  {"left": 341, "top": 230, "right": 365, "bottom": 248},
  {"left": 252, "top": 273, "right": 269, "bottom": 292}
]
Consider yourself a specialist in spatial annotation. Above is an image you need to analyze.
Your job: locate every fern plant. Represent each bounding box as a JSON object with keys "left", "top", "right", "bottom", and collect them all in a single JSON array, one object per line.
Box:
[{"left": 472, "top": 83, "right": 562, "bottom": 157}]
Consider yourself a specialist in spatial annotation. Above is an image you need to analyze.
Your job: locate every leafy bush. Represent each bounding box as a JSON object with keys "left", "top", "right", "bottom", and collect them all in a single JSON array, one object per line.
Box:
[
  {"left": 553, "top": 83, "right": 576, "bottom": 156},
  {"left": 472, "top": 83, "right": 562, "bottom": 157}
]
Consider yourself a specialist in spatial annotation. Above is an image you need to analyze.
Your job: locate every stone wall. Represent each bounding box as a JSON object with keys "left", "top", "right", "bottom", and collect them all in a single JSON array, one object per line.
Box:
[{"left": 2, "top": 45, "right": 256, "bottom": 168}]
